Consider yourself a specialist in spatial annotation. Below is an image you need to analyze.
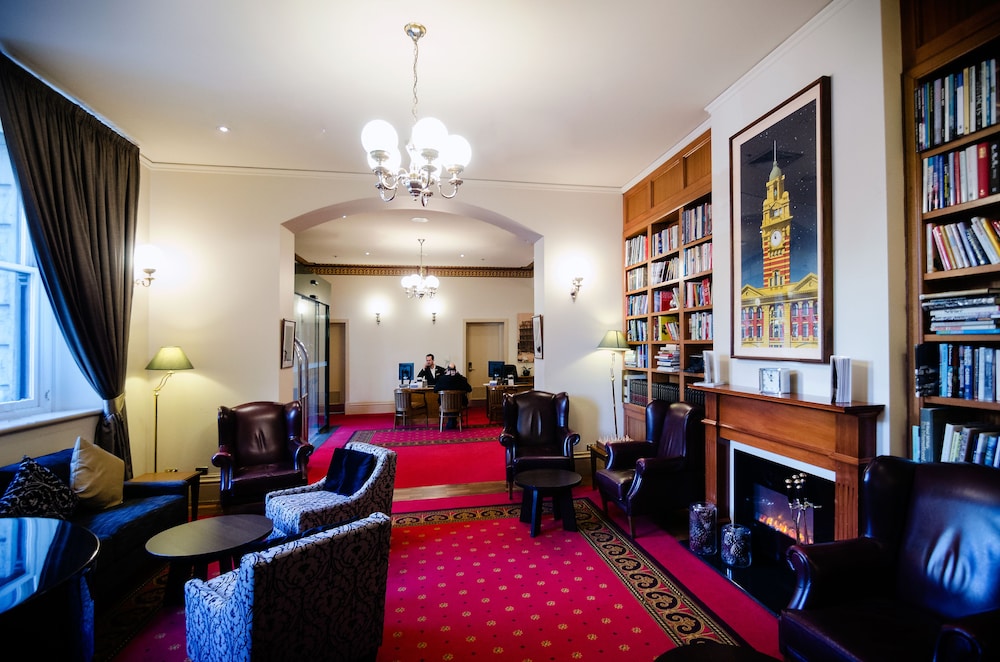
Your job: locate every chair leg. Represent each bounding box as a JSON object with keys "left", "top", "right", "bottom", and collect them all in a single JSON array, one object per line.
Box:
[{"left": 628, "top": 515, "right": 636, "bottom": 539}]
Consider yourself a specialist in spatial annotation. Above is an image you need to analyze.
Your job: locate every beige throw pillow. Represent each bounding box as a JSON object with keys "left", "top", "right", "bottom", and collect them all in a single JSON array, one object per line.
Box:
[{"left": 70, "top": 436, "right": 124, "bottom": 509}]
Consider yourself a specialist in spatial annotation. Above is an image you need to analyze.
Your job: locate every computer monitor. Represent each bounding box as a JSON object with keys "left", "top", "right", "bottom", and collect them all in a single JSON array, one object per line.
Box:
[
  {"left": 502, "top": 364, "right": 517, "bottom": 380},
  {"left": 398, "top": 362, "right": 414, "bottom": 383},
  {"left": 487, "top": 361, "right": 504, "bottom": 379}
]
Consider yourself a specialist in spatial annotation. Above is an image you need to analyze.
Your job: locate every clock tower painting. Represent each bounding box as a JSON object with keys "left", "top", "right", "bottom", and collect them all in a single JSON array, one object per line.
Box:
[
  {"left": 731, "top": 76, "right": 831, "bottom": 363},
  {"left": 738, "top": 144, "right": 820, "bottom": 353}
]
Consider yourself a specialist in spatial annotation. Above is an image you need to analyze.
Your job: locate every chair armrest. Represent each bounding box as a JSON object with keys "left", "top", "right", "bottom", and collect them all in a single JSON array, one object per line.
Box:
[
  {"left": 122, "top": 479, "right": 189, "bottom": 499},
  {"left": 634, "top": 455, "right": 685, "bottom": 478},
  {"left": 499, "top": 432, "right": 516, "bottom": 449},
  {"left": 605, "top": 441, "right": 656, "bottom": 470},
  {"left": 937, "top": 609, "right": 1000, "bottom": 661},
  {"left": 561, "top": 431, "right": 581, "bottom": 455},
  {"left": 265, "top": 480, "right": 325, "bottom": 504},
  {"left": 211, "top": 450, "right": 232, "bottom": 469},
  {"left": 784, "top": 537, "right": 889, "bottom": 610},
  {"left": 289, "top": 439, "right": 314, "bottom": 468}
]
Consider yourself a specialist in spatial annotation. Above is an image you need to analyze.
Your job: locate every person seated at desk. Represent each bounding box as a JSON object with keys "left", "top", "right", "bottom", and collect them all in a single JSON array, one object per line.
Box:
[
  {"left": 435, "top": 363, "right": 472, "bottom": 429},
  {"left": 417, "top": 353, "right": 445, "bottom": 386}
]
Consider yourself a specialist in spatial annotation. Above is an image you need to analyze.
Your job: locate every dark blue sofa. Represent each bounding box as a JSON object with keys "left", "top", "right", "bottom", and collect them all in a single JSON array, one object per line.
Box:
[{"left": 0, "top": 448, "right": 189, "bottom": 602}]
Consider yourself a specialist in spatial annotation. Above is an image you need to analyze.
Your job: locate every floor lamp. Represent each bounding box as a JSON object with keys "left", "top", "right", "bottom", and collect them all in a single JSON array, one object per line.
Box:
[
  {"left": 597, "top": 330, "right": 630, "bottom": 437},
  {"left": 146, "top": 346, "right": 194, "bottom": 472}
]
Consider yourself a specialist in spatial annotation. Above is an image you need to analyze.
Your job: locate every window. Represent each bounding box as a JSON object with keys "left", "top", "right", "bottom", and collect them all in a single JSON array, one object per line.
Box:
[{"left": 0, "top": 131, "right": 96, "bottom": 422}]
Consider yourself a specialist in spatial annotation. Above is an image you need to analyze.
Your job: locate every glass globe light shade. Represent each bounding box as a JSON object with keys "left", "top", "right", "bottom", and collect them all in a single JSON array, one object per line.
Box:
[
  {"left": 361, "top": 119, "right": 398, "bottom": 154},
  {"left": 442, "top": 134, "right": 472, "bottom": 168},
  {"left": 410, "top": 117, "right": 448, "bottom": 153},
  {"left": 401, "top": 274, "right": 418, "bottom": 289},
  {"left": 424, "top": 274, "right": 440, "bottom": 289}
]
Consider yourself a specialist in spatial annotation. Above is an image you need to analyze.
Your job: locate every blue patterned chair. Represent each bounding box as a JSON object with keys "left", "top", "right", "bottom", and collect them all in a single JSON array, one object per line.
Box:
[
  {"left": 264, "top": 440, "right": 396, "bottom": 536},
  {"left": 184, "top": 512, "right": 392, "bottom": 662}
]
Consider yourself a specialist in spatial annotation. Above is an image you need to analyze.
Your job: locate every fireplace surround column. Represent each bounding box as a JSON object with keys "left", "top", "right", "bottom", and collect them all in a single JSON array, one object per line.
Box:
[{"left": 691, "top": 384, "right": 884, "bottom": 540}]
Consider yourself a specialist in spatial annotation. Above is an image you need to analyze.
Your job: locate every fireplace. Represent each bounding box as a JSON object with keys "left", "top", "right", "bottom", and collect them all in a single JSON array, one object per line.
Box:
[{"left": 731, "top": 444, "right": 835, "bottom": 564}]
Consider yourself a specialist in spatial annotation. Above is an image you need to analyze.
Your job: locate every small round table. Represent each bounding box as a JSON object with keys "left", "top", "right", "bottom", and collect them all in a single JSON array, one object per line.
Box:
[
  {"left": 146, "top": 513, "right": 273, "bottom": 603},
  {"left": 515, "top": 469, "right": 582, "bottom": 537}
]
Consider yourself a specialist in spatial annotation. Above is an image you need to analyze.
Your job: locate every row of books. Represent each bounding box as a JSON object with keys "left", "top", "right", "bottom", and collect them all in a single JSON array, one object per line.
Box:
[
  {"left": 681, "top": 203, "right": 712, "bottom": 243},
  {"left": 914, "top": 406, "right": 1000, "bottom": 466},
  {"left": 651, "top": 289, "right": 677, "bottom": 313},
  {"left": 650, "top": 256, "right": 680, "bottom": 284},
  {"left": 625, "top": 265, "right": 647, "bottom": 291},
  {"left": 917, "top": 342, "right": 1000, "bottom": 400},
  {"left": 651, "top": 224, "right": 679, "bottom": 257},
  {"left": 625, "top": 234, "right": 647, "bottom": 267},
  {"left": 683, "top": 242, "right": 713, "bottom": 275},
  {"left": 926, "top": 217, "right": 1000, "bottom": 272},
  {"left": 921, "top": 141, "right": 998, "bottom": 213},
  {"left": 914, "top": 56, "right": 998, "bottom": 151},
  {"left": 654, "top": 344, "right": 680, "bottom": 372},
  {"left": 688, "top": 311, "right": 713, "bottom": 341},
  {"left": 623, "top": 377, "right": 680, "bottom": 406},
  {"left": 625, "top": 319, "right": 648, "bottom": 343},
  {"left": 623, "top": 346, "right": 649, "bottom": 369},
  {"left": 626, "top": 293, "right": 648, "bottom": 316},
  {"left": 686, "top": 278, "right": 712, "bottom": 308},
  {"left": 654, "top": 315, "right": 680, "bottom": 342}
]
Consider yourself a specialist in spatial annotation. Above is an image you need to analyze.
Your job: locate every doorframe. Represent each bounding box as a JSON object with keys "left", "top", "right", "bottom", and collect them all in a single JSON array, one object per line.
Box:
[{"left": 464, "top": 318, "right": 509, "bottom": 403}]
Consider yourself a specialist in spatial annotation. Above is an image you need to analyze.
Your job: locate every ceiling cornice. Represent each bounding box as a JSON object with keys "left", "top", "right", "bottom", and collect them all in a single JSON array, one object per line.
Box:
[{"left": 296, "top": 256, "right": 533, "bottom": 279}]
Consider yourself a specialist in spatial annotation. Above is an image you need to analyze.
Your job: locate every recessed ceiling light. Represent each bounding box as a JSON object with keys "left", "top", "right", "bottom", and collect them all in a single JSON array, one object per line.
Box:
[
  {"left": 217, "top": 125, "right": 230, "bottom": 133},
  {"left": 411, "top": 217, "right": 429, "bottom": 223}
]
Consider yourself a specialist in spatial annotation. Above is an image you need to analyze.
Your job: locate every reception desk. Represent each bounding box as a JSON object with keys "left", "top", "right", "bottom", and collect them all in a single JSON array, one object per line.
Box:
[
  {"left": 399, "top": 386, "right": 438, "bottom": 420},
  {"left": 486, "top": 383, "right": 532, "bottom": 422}
]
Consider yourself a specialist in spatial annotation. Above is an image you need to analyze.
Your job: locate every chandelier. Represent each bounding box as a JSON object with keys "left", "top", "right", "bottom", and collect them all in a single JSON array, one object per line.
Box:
[
  {"left": 361, "top": 23, "right": 471, "bottom": 207},
  {"left": 401, "top": 238, "right": 439, "bottom": 299}
]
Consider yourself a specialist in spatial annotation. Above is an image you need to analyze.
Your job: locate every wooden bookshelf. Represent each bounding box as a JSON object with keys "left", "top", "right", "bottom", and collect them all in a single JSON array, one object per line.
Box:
[
  {"left": 903, "top": 1, "right": 1000, "bottom": 463},
  {"left": 621, "top": 130, "right": 712, "bottom": 439}
]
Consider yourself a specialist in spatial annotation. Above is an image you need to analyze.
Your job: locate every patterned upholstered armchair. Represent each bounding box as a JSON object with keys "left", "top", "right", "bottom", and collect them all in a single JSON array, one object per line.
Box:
[
  {"left": 264, "top": 441, "right": 396, "bottom": 536},
  {"left": 185, "top": 512, "right": 392, "bottom": 662}
]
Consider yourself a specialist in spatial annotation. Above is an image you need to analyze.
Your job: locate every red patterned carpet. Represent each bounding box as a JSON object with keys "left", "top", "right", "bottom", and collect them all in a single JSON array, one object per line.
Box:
[{"left": 102, "top": 497, "right": 778, "bottom": 661}]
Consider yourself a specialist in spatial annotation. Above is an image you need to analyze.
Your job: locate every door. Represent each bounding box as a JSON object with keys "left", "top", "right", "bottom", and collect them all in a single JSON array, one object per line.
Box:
[
  {"left": 329, "top": 321, "right": 346, "bottom": 414},
  {"left": 294, "top": 295, "right": 329, "bottom": 438},
  {"left": 465, "top": 321, "right": 504, "bottom": 402}
]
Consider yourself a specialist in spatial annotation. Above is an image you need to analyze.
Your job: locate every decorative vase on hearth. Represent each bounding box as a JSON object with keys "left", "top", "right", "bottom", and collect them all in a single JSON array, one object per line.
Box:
[
  {"left": 721, "top": 523, "right": 752, "bottom": 567},
  {"left": 689, "top": 501, "right": 717, "bottom": 555}
]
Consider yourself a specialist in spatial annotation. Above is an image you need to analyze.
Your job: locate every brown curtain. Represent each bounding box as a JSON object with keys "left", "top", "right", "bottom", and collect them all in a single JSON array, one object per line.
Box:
[{"left": 0, "top": 52, "right": 139, "bottom": 477}]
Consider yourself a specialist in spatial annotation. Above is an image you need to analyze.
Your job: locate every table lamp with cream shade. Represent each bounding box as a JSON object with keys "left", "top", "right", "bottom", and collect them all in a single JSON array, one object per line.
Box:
[
  {"left": 146, "top": 346, "right": 193, "bottom": 472},
  {"left": 597, "top": 330, "right": 630, "bottom": 437}
]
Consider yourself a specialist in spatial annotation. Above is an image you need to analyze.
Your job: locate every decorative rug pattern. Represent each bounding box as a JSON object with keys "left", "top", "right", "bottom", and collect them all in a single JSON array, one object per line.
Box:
[
  {"left": 350, "top": 426, "right": 501, "bottom": 447},
  {"left": 386, "top": 497, "right": 745, "bottom": 659}
]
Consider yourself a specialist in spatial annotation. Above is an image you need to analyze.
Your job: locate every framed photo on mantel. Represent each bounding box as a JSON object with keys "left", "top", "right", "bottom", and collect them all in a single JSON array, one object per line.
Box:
[{"left": 730, "top": 76, "right": 832, "bottom": 363}]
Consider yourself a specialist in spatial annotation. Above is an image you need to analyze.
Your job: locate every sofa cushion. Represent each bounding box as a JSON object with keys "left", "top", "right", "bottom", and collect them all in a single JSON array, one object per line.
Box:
[
  {"left": 70, "top": 436, "right": 124, "bottom": 510},
  {"left": 323, "top": 447, "right": 376, "bottom": 496},
  {"left": 0, "top": 456, "right": 78, "bottom": 519}
]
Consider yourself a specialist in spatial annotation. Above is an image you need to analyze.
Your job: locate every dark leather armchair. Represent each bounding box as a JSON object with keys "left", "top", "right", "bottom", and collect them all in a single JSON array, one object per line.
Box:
[
  {"left": 594, "top": 400, "right": 704, "bottom": 537},
  {"left": 499, "top": 390, "right": 580, "bottom": 499},
  {"left": 212, "top": 400, "right": 314, "bottom": 509},
  {"left": 779, "top": 455, "right": 1000, "bottom": 662}
]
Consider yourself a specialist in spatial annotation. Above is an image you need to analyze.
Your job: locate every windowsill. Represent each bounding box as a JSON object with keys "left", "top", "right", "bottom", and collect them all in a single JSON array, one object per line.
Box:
[{"left": 0, "top": 408, "right": 102, "bottom": 436}]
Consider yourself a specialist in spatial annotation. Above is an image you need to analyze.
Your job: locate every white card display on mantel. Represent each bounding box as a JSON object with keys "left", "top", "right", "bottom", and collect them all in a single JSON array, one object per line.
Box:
[{"left": 831, "top": 356, "right": 852, "bottom": 405}]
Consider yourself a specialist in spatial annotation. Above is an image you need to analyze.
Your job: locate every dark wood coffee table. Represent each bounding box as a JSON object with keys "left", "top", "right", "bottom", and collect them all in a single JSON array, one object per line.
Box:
[
  {"left": 515, "top": 469, "right": 582, "bottom": 537},
  {"left": 146, "top": 513, "right": 272, "bottom": 603}
]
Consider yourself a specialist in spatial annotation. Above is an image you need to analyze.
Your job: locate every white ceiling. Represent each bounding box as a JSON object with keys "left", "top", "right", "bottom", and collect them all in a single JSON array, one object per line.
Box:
[{"left": 0, "top": 0, "right": 831, "bottom": 268}]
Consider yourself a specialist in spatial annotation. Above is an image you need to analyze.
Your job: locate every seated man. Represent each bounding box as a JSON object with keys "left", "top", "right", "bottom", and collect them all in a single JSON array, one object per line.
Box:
[
  {"left": 416, "top": 353, "right": 445, "bottom": 386},
  {"left": 434, "top": 363, "right": 472, "bottom": 429}
]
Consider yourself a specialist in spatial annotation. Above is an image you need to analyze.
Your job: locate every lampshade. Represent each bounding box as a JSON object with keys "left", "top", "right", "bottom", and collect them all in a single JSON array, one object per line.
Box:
[
  {"left": 145, "top": 346, "right": 194, "bottom": 371},
  {"left": 597, "top": 330, "right": 629, "bottom": 351}
]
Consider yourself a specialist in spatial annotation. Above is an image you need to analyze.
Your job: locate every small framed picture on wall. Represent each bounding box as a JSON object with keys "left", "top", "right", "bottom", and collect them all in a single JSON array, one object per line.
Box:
[
  {"left": 532, "top": 315, "right": 543, "bottom": 359},
  {"left": 280, "top": 319, "right": 296, "bottom": 369}
]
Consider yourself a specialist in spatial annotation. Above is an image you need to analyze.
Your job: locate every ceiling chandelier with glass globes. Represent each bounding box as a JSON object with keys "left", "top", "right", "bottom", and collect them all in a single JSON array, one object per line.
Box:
[
  {"left": 361, "top": 23, "right": 471, "bottom": 207},
  {"left": 401, "top": 238, "right": 439, "bottom": 299}
]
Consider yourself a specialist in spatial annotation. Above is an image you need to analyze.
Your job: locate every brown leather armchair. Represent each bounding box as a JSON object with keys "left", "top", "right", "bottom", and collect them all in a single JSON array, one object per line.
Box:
[
  {"left": 499, "top": 390, "right": 580, "bottom": 499},
  {"left": 594, "top": 400, "right": 704, "bottom": 537},
  {"left": 212, "top": 400, "right": 314, "bottom": 509},
  {"left": 779, "top": 455, "right": 1000, "bottom": 662}
]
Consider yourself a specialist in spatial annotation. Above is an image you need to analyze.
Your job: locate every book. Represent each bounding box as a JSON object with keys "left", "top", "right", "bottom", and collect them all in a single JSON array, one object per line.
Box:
[
  {"left": 919, "top": 406, "right": 954, "bottom": 462},
  {"left": 914, "top": 342, "right": 939, "bottom": 397},
  {"left": 920, "top": 287, "right": 1000, "bottom": 300}
]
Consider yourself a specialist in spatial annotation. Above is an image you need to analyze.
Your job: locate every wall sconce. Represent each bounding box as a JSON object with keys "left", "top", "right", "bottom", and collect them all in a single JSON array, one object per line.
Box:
[
  {"left": 375, "top": 312, "right": 381, "bottom": 326},
  {"left": 134, "top": 244, "right": 162, "bottom": 288},
  {"left": 570, "top": 277, "right": 583, "bottom": 302},
  {"left": 431, "top": 312, "right": 437, "bottom": 324}
]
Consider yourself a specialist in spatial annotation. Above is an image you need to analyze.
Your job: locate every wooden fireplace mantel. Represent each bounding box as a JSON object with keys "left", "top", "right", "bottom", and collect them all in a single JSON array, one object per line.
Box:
[{"left": 691, "top": 384, "right": 884, "bottom": 540}]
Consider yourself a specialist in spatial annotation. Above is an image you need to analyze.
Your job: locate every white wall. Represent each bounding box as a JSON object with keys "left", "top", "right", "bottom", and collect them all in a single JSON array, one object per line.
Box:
[
  {"left": 705, "top": 0, "right": 906, "bottom": 455},
  {"left": 128, "top": 170, "right": 622, "bottom": 476}
]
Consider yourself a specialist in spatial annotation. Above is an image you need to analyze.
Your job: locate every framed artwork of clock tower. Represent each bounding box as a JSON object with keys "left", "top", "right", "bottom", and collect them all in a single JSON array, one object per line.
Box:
[{"left": 729, "top": 76, "right": 832, "bottom": 363}]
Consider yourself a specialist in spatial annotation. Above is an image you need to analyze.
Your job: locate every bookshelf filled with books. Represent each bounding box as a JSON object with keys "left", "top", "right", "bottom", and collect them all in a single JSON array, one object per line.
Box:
[
  {"left": 904, "top": 2, "right": 1000, "bottom": 465},
  {"left": 621, "top": 130, "right": 712, "bottom": 439}
]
